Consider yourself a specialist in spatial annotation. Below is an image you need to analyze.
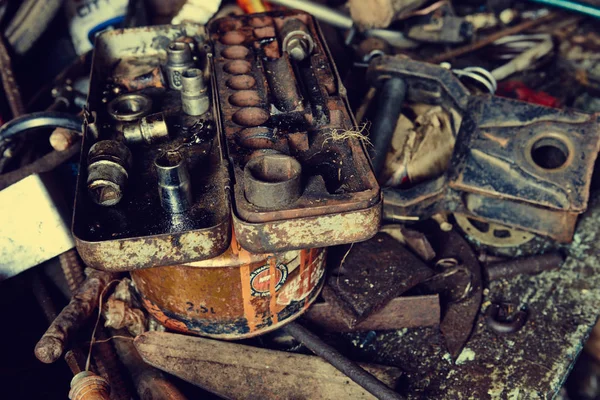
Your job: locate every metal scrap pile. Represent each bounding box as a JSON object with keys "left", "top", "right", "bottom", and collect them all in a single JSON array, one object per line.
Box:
[{"left": 2, "top": 0, "right": 600, "bottom": 399}]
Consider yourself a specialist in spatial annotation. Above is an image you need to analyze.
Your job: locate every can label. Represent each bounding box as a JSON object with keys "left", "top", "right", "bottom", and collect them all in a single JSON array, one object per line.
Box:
[
  {"left": 65, "top": 0, "right": 128, "bottom": 54},
  {"left": 250, "top": 262, "right": 288, "bottom": 296}
]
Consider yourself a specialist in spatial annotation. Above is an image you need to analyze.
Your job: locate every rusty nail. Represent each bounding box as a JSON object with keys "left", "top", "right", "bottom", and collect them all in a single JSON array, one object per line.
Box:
[
  {"left": 34, "top": 269, "right": 117, "bottom": 364},
  {"left": 485, "top": 252, "right": 564, "bottom": 281}
]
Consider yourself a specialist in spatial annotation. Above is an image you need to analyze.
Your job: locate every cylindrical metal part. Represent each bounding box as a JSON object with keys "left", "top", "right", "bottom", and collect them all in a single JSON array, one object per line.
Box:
[
  {"left": 69, "top": 371, "right": 111, "bottom": 400},
  {"left": 280, "top": 18, "right": 315, "bottom": 61},
  {"left": 181, "top": 68, "right": 209, "bottom": 116},
  {"left": 123, "top": 113, "right": 169, "bottom": 144},
  {"left": 166, "top": 41, "right": 194, "bottom": 90},
  {"left": 485, "top": 253, "right": 564, "bottom": 281},
  {"left": 369, "top": 77, "right": 407, "bottom": 176},
  {"left": 264, "top": 58, "right": 302, "bottom": 112},
  {"left": 108, "top": 93, "right": 153, "bottom": 122},
  {"left": 244, "top": 153, "right": 302, "bottom": 209},
  {"left": 155, "top": 150, "right": 192, "bottom": 213},
  {"left": 131, "top": 238, "right": 326, "bottom": 339},
  {"left": 87, "top": 140, "right": 132, "bottom": 206},
  {"left": 283, "top": 322, "right": 404, "bottom": 400},
  {"left": 268, "top": 0, "right": 353, "bottom": 29}
]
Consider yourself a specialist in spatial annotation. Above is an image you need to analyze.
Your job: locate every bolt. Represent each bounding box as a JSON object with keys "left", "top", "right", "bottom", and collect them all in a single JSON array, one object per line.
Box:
[{"left": 287, "top": 38, "right": 309, "bottom": 61}]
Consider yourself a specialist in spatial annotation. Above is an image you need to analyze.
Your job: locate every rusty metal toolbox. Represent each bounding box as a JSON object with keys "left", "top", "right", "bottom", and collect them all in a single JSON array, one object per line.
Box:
[
  {"left": 73, "top": 14, "right": 381, "bottom": 271},
  {"left": 208, "top": 11, "right": 381, "bottom": 253},
  {"left": 73, "top": 25, "right": 232, "bottom": 271}
]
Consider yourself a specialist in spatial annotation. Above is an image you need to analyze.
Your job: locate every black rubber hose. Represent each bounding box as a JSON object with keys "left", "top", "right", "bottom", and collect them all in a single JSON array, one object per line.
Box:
[
  {"left": 0, "top": 111, "right": 83, "bottom": 141},
  {"left": 369, "top": 77, "right": 407, "bottom": 177}
]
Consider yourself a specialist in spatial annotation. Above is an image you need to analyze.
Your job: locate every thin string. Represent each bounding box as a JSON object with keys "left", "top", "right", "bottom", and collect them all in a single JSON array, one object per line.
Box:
[
  {"left": 85, "top": 279, "right": 121, "bottom": 371},
  {"left": 88, "top": 335, "right": 134, "bottom": 345}
]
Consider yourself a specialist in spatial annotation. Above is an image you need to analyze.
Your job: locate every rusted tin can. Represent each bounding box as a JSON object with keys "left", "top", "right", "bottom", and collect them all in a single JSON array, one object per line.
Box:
[{"left": 131, "top": 232, "right": 326, "bottom": 339}]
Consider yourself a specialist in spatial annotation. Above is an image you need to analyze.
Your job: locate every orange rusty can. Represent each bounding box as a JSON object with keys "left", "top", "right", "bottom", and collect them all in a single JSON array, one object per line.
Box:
[{"left": 131, "top": 232, "right": 326, "bottom": 339}]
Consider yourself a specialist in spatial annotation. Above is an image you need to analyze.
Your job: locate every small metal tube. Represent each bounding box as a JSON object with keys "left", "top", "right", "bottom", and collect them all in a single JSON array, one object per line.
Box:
[
  {"left": 87, "top": 140, "right": 132, "bottom": 206},
  {"left": 123, "top": 113, "right": 169, "bottom": 144},
  {"left": 283, "top": 322, "right": 404, "bottom": 400},
  {"left": 485, "top": 253, "right": 564, "bottom": 281},
  {"left": 165, "top": 41, "right": 194, "bottom": 90},
  {"left": 181, "top": 68, "right": 209, "bottom": 116},
  {"left": 155, "top": 151, "right": 192, "bottom": 213}
]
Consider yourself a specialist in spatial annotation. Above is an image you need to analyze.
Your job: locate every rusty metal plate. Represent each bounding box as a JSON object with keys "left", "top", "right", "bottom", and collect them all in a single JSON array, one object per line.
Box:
[
  {"left": 370, "top": 56, "right": 600, "bottom": 242},
  {"left": 322, "top": 232, "right": 434, "bottom": 327},
  {"left": 72, "top": 25, "right": 232, "bottom": 271},
  {"left": 208, "top": 11, "right": 381, "bottom": 253}
]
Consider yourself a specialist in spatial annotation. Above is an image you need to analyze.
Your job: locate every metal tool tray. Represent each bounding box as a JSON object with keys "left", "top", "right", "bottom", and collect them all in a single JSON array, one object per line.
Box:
[
  {"left": 208, "top": 11, "right": 381, "bottom": 253},
  {"left": 73, "top": 25, "right": 231, "bottom": 271}
]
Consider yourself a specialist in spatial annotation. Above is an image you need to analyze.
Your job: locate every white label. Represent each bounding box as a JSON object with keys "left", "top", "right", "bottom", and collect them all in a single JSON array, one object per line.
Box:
[{"left": 65, "top": 0, "right": 128, "bottom": 55}]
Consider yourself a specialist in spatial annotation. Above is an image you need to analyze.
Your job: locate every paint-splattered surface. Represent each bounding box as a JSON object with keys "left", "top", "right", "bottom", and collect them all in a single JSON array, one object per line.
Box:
[{"left": 333, "top": 192, "right": 600, "bottom": 399}]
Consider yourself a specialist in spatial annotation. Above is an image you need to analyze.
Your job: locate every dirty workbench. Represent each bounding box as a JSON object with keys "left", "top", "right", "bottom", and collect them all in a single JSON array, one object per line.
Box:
[{"left": 327, "top": 191, "right": 600, "bottom": 399}]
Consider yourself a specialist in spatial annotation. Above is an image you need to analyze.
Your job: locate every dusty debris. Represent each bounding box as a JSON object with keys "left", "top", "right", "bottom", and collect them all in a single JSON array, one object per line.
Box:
[
  {"left": 135, "top": 331, "right": 403, "bottom": 400},
  {"left": 380, "top": 224, "right": 436, "bottom": 261},
  {"left": 383, "top": 104, "right": 455, "bottom": 186},
  {"left": 303, "top": 295, "right": 440, "bottom": 332},
  {"left": 323, "top": 232, "right": 434, "bottom": 327}
]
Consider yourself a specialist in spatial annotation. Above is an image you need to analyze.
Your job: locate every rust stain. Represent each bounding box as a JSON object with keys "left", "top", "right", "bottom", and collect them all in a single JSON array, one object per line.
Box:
[
  {"left": 482, "top": 132, "right": 509, "bottom": 147},
  {"left": 240, "top": 263, "right": 257, "bottom": 332},
  {"left": 269, "top": 257, "right": 279, "bottom": 325},
  {"left": 300, "top": 250, "right": 309, "bottom": 311}
]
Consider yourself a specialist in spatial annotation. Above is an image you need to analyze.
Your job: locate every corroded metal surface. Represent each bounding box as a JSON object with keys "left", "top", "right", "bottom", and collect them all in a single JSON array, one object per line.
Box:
[
  {"left": 209, "top": 11, "right": 381, "bottom": 252},
  {"left": 322, "top": 232, "right": 434, "bottom": 327},
  {"left": 233, "top": 200, "right": 381, "bottom": 253},
  {"left": 333, "top": 191, "right": 600, "bottom": 398},
  {"left": 76, "top": 219, "right": 231, "bottom": 271},
  {"left": 73, "top": 24, "right": 232, "bottom": 271},
  {"left": 371, "top": 56, "right": 600, "bottom": 242},
  {"left": 34, "top": 269, "right": 116, "bottom": 364},
  {"left": 131, "top": 234, "right": 326, "bottom": 339},
  {"left": 303, "top": 295, "right": 440, "bottom": 332},
  {"left": 135, "top": 331, "right": 403, "bottom": 400}
]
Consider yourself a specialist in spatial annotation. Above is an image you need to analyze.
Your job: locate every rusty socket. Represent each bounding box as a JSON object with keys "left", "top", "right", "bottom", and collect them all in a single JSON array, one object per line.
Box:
[
  {"left": 244, "top": 153, "right": 302, "bottom": 209},
  {"left": 87, "top": 140, "right": 133, "bottom": 206}
]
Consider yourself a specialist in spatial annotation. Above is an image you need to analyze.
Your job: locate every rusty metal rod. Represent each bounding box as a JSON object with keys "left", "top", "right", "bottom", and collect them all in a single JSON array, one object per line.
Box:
[
  {"left": 34, "top": 269, "right": 117, "bottom": 364},
  {"left": 426, "top": 13, "right": 558, "bottom": 64},
  {"left": 485, "top": 252, "right": 564, "bottom": 281},
  {"left": 282, "top": 322, "right": 404, "bottom": 400}
]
